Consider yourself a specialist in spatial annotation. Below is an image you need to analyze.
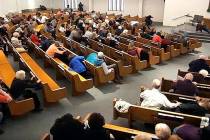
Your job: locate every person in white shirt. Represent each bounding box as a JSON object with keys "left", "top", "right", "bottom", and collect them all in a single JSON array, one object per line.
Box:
[
  {"left": 83, "top": 27, "right": 93, "bottom": 39},
  {"left": 11, "top": 32, "right": 22, "bottom": 48},
  {"left": 140, "top": 79, "right": 181, "bottom": 109}
]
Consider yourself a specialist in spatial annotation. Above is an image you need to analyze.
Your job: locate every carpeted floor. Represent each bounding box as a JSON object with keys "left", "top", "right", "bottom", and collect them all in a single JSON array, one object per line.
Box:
[{"left": 1, "top": 25, "right": 209, "bottom": 140}]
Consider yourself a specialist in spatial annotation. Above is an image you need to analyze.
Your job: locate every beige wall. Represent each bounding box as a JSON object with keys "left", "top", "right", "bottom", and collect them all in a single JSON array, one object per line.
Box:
[{"left": 163, "top": 0, "right": 210, "bottom": 26}]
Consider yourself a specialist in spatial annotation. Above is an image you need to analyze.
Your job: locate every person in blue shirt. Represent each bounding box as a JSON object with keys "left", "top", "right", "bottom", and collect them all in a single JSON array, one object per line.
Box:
[
  {"left": 68, "top": 54, "right": 92, "bottom": 79},
  {"left": 86, "top": 52, "right": 122, "bottom": 84}
]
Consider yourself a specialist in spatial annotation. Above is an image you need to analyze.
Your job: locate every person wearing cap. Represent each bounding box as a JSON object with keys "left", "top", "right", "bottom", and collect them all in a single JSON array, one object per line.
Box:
[
  {"left": 188, "top": 55, "right": 210, "bottom": 73},
  {"left": 86, "top": 52, "right": 122, "bottom": 83},
  {"left": 140, "top": 79, "right": 181, "bottom": 109},
  {"left": 172, "top": 73, "right": 198, "bottom": 96}
]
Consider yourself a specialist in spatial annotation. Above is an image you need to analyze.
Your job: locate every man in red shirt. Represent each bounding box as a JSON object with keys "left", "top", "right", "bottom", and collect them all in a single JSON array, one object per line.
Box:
[{"left": 30, "top": 31, "right": 41, "bottom": 46}]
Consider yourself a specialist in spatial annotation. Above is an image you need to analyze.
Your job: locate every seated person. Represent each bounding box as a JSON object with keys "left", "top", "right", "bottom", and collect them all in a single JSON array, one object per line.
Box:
[
  {"left": 196, "top": 21, "right": 210, "bottom": 34},
  {"left": 86, "top": 52, "right": 122, "bottom": 83},
  {"left": 140, "top": 79, "right": 181, "bottom": 109},
  {"left": 68, "top": 54, "right": 92, "bottom": 79},
  {"left": 172, "top": 73, "right": 198, "bottom": 96},
  {"left": 50, "top": 113, "right": 86, "bottom": 140},
  {"left": 152, "top": 32, "right": 162, "bottom": 44},
  {"left": 85, "top": 113, "right": 113, "bottom": 140},
  {"left": 127, "top": 42, "right": 149, "bottom": 61},
  {"left": 155, "top": 123, "right": 171, "bottom": 140},
  {"left": 106, "top": 33, "right": 119, "bottom": 49},
  {"left": 30, "top": 30, "right": 41, "bottom": 46},
  {"left": 46, "top": 41, "right": 68, "bottom": 64},
  {"left": 188, "top": 55, "right": 210, "bottom": 73},
  {"left": 40, "top": 36, "right": 53, "bottom": 51},
  {"left": 58, "top": 24, "right": 66, "bottom": 33},
  {"left": 115, "top": 26, "right": 124, "bottom": 36},
  {"left": 176, "top": 96, "right": 210, "bottom": 116},
  {"left": 45, "top": 22, "right": 56, "bottom": 38},
  {"left": 11, "top": 32, "right": 22, "bottom": 48},
  {"left": 10, "top": 70, "right": 42, "bottom": 111},
  {"left": 174, "top": 123, "right": 210, "bottom": 140}
]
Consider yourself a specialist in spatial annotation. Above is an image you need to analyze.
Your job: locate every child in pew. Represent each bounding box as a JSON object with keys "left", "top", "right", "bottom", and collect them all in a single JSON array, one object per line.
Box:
[
  {"left": 10, "top": 70, "right": 43, "bottom": 112},
  {"left": 68, "top": 54, "right": 93, "bottom": 79}
]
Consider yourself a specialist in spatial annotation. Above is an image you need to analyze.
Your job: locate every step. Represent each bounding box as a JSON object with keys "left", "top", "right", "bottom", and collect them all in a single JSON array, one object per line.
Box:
[{"left": 179, "top": 30, "right": 210, "bottom": 37}]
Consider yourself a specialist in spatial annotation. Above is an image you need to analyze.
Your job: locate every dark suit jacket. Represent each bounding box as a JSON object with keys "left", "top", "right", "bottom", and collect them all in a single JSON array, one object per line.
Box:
[
  {"left": 173, "top": 80, "right": 199, "bottom": 96},
  {"left": 188, "top": 59, "right": 210, "bottom": 73}
]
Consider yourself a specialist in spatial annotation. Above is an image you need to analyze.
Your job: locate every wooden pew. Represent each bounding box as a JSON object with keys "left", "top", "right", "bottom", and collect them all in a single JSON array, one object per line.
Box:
[
  {"left": 136, "top": 36, "right": 171, "bottom": 61},
  {"left": 0, "top": 50, "right": 35, "bottom": 116},
  {"left": 26, "top": 38, "right": 94, "bottom": 96},
  {"left": 60, "top": 37, "right": 115, "bottom": 86},
  {"left": 88, "top": 38, "right": 147, "bottom": 72},
  {"left": 113, "top": 98, "right": 203, "bottom": 128},
  {"left": 177, "top": 69, "right": 210, "bottom": 85},
  {"left": 67, "top": 39, "right": 133, "bottom": 78},
  {"left": 161, "top": 77, "right": 210, "bottom": 98},
  {"left": 118, "top": 36, "right": 160, "bottom": 65},
  {"left": 6, "top": 41, "right": 68, "bottom": 103}
]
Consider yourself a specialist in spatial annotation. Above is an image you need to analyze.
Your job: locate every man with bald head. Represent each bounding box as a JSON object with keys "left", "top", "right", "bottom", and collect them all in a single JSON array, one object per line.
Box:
[
  {"left": 188, "top": 55, "right": 210, "bottom": 73},
  {"left": 172, "top": 73, "right": 198, "bottom": 96},
  {"left": 140, "top": 79, "right": 181, "bottom": 109}
]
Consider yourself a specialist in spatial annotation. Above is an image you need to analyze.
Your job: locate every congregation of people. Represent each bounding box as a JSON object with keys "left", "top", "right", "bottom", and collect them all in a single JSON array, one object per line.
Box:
[{"left": 0, "top": 4, "right": 210, "bottom": 140}]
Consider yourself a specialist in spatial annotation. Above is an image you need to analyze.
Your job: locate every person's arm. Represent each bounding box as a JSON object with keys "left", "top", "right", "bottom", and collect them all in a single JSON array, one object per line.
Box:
[
  {"left": 162, "top": 94, "right": 181, "bottom": 108},
  {"left": 0, "top": 89, "right": 12, "bottom": 103},
  {"left": 101, "top": 62, "right": 112, "bottom": 75}
]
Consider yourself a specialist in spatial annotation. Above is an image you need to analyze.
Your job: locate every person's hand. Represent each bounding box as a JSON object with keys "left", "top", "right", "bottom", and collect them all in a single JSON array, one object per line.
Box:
[
  {"left": 6, "top": 95, "right": 12, "bottom": 103},
  {"left": 36, "top": 79, "right": 41, "bottom": 83},
  {"left": 30, "top": 76, "right": 35, "bottom": 80},
  {"left": 175, "top": 101, "right": 181, "bottom": 106}
]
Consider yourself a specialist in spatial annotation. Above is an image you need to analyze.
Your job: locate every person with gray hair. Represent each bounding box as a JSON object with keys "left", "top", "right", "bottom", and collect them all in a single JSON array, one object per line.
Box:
[
  {"left": 172, "top": 73, "right": 198, "bottom": 96},
  {"left": 140, "top": 79, "right": 181, "bottom": 109},
  {"left": 10, "top": 70, "right": 43, "bottom": 112},
  {"left": 155, "top": 123, "right": 171, "bottom": 140},
  {"left": 188, "top": 54, "right": 210, "bottom": 73}
]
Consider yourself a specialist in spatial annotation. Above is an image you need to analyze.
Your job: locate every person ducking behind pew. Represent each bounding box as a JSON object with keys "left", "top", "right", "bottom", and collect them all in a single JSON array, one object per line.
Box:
[
  {"left": 68, "top": 53, "right": 93, "bottom": 79},
  {"left": 46, "top": 41, "right": 69, "bottom": 64}
]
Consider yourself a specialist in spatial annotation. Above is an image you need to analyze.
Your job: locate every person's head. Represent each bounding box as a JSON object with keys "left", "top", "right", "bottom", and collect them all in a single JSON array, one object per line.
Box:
[
  {"left": 107, "top": 33, "right": 112, "bottom": 38},
  {"left": 36, "top": 12, "right": 41, "bottom": 17},
  {"left": 156, "top": 32, "right": 161, "bottom": 36},
  {"left": 184, "top": 73, "right": 194, "bottom": 81},
  {"left": 68, "top": 53, "right": 75, "bottom": 62},
  {"left": 50, "top": 113, "right": 85, "bottom": 139},
  {"left": 88, "top": 113, "right": 105, "bottom": 129},
  {"left": 54, "top": 41, "right": 60, "bottom": 47},
  {"left": 13, "top": 32, "right": 20, "bottom": 38},
  {"left": 199, "top": 69, "right": 209, "bottom": 77},
  {"left": 122, "top": 29, "right": 128, "bottom": 34},
  {"left": 97, "top": 52, "right": 104, "bottom": 59},
  {"left": 199, "top": 55, "right": 208, "bottom": 60},
  {"left": 67, "top": 5, "right": 70, "bottom": 8},
  {"left": 118, "top": 26, "right": 122, "bottom": 30},
  {"left": 15, "top": 70, "right": 26, "bottom": 80},
  {"left": 155, "top": 123, "right": 171, "bottom": 140},
  {"left": 92, "top": 32, "right": 98, "bottom": 39},
  {"left": 152, "top": 79, "right": 161, "bottom": 89},
  {"left": 134, "top": 134, "right": 152, "bottom": 140}
]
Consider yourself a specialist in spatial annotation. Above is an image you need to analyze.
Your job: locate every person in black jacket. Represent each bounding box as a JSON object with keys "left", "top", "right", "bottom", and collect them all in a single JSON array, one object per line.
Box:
[
  {"left": 50, "top": 113, "right": 86, "bottom": 140},
  {"left": 10, "top": 70, "right": 42, "bottom": 111},
  {"left": 86, "top": 113, "right": 112, "bottom": 140},
  {"left": 188, "top": 55, "right": 210, "bottom": 73}
]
